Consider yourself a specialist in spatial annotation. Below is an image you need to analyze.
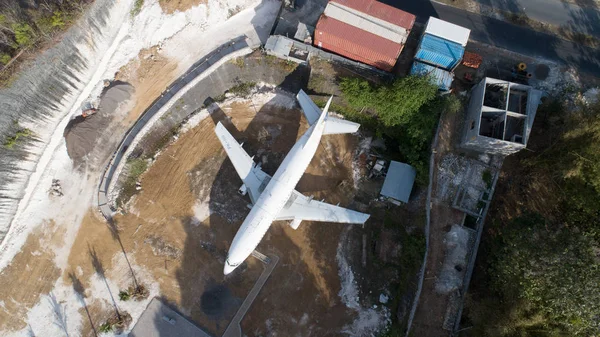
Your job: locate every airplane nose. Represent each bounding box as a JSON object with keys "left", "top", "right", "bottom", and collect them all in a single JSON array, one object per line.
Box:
[{"left": 223, "top": 263, "right": 235, "bottom": 275}]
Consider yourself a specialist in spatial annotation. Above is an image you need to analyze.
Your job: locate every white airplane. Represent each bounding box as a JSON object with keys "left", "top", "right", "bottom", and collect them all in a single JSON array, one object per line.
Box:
[{"left": 215, "top": 90, "right": 370, "bottom": 275}]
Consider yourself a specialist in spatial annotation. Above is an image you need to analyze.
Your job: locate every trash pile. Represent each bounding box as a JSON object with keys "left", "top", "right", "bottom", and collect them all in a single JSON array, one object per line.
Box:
[{"left": 49, "top": 179, "right": 63, "bottom": 197}]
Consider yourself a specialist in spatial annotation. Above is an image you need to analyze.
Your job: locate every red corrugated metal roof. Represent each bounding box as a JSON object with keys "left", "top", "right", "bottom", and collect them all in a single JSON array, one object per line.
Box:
[
  {"left": 329, "top": 0, "right": 416, "bottom": 29},
  {"left": 315, "top": 15, "right": 403, "bottom": 71}
]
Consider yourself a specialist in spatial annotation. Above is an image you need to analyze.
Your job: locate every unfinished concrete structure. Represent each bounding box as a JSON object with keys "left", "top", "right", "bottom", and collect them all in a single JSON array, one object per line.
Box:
[{"left": 462, "top": 77, "right": 542, "bottom": 155}]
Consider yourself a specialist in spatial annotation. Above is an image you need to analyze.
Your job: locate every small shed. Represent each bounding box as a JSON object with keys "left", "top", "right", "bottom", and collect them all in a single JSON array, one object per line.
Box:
[
  {"left": 381, "top": 161, "right": 416, "bottom": 204},
  {"left": 411, "top": 60, "right": 454, "bottom": 91},
  {"left": 424, "top": 17, "right": 470, "bottom": 47},
  {"left": 414, "top": 34, "right": 465, "bottom": 70}
]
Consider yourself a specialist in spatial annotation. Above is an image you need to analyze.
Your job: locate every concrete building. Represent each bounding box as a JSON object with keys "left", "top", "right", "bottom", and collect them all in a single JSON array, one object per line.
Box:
[
  {"left": 314, "top": 0, "right": 415, "bottom": 71},
  {"left": 462, "top": 77, "right": 543, "bottom": 155},
  {"left": 380, "top": 161, "right": 416, "bottom": 205}
]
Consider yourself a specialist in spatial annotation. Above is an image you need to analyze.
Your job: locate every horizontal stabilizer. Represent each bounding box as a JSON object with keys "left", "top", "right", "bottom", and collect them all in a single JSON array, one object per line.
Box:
[
  {"left": 324, "top": 117, "right": 360, "bottom": 135},
  {"left": 276, "top": 191, "right": 369, "bottom": 225}
]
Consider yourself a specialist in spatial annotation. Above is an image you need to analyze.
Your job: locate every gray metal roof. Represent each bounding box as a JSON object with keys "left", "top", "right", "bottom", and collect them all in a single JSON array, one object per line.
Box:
[{"left": 381, "top": 161, "right": 416, "bottom": 203}]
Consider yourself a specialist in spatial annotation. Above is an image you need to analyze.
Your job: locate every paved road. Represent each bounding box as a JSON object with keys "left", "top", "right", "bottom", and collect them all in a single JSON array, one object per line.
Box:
[
  {"left": 383, "top": 0, "right": 600, "bottom": 77},
  {"left": 474, "top": 0, "right": 600, "bottom": 37}
]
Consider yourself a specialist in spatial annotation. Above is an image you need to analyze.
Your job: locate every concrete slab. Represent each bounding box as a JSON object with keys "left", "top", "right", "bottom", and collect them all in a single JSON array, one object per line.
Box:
[{"left": 130, "top": 298, "right": 213, "bottom": 337}]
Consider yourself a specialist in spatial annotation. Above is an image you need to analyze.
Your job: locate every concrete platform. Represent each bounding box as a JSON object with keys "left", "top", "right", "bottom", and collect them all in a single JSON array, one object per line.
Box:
[{"left": 130, "top": 298, "right": 213, "bottom": 337}]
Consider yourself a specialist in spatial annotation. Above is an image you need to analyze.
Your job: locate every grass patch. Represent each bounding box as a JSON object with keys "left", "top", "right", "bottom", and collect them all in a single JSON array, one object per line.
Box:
[
  {"left": 116, "top": 158, "right": 148, "bottom": 208},
  {"left": 3, "top": 128, "right": 32, "bottom": 149},
  {"left": 131, "top": 0, "right": 144, "bottom": 17},
  {"left": 230, "top": 57, "right": 245, "bottom": 69},
  {"left": 228, "top": 81, "right": 256, "bottom": 97}
]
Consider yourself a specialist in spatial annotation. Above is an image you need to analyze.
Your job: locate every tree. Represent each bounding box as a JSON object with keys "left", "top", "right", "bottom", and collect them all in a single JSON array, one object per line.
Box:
[
  {"left": 489, "top": 213, "right": 600, "bottom": 335},
  {"left": 339, "top": 76, "right": 457, "bottom": 183},
  {"left": 474, "top": 98, "right": 600, "bottom": 336},
  {"left": 340, "top": 75, "right": 438, "bottom": 127}
]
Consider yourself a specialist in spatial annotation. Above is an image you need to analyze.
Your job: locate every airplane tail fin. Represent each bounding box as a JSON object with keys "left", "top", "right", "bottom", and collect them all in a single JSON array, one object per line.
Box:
[{"left": 296, "top": 89, "right": 360, "bottom": 135}]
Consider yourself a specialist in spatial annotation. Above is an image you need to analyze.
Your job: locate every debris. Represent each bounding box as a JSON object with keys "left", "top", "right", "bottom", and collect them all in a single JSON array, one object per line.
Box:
[
  {"left": 49, "top": 179, "right": 63, "bottom": 197},
  {"left": 379, "top": 294, "right": 389, "bottom": 304},
  {"left": 435, "top": 224, "right": 473, "bottom": 294},
  {"left": 462, "top": 51, "right": 482, "bottom": 69},
  {"left": 582, "top": 87, "right": 599, "bottom": 105}
]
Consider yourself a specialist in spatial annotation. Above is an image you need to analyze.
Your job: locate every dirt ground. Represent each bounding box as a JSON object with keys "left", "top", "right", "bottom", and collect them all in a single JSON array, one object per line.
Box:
[
  {"left": 115, "top": 46, "right": 179, "bottom": 125},
  {"left": 159, "top": 0, "right": 208, "bottom": 14},
  {"left": 409, "top": 107, "right": 470, "bottom": 337},
  {"left": 0, "top": 94, "right": 366, "bottom": 336},
  {"left": 0, "top": 221, "right": 63, "bottom": 332},
  {"left": 79, "top": 96, "right": 362, "bottom": 336}
]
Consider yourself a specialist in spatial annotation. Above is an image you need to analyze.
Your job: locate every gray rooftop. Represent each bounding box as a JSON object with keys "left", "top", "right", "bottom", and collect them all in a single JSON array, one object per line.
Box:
[
  {"left": 130, "top": 298, "right": 212, "bottom": 337},
  {"left": 381, "top": 161, "right": 416, "bottom": 203}
]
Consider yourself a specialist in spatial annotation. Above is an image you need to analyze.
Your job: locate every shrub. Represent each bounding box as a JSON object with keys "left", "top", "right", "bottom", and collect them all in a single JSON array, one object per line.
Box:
[
  {"left": 51, "top": 11, "right": 65, "bottom": 28},
  {"left": 99, "top": 322, "right": 112, "bottom": 333},
  {"left": 131, "top": 0, "right": 144, "bottom": 17},
  {"left": 228, "top": 82, "right": 256, "bottom": 97},
  {"left": 119, "top": 290, "right": 131, "bottom": 301},
  {"left": 12, "top": 23, "right": 35, "bottom": 47},
  {"left": 0, "top": 54, "right": 11, "bottom": 65}
]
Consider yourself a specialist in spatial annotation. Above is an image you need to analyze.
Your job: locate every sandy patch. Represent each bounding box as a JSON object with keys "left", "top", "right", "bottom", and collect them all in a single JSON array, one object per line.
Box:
[
  {"left": 0, "top": 221, "right": 62, "bottom": 332},
  {"left": 159, "top": 0, "right": 209, "bottom": 14}
]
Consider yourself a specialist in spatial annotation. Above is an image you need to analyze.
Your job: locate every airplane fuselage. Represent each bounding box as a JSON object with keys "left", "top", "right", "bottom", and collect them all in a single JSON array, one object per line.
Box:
[{"left": 224, "top": 119, "right": 325, "bottom": 274}]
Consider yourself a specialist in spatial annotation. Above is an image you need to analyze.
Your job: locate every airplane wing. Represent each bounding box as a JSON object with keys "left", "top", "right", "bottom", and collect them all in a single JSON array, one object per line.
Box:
[
  {"left": 215, "top": 122, "right": 270, "bottom": 204},
  {"left": 276, "top": 190, "right": 369, "bottom": 225}
]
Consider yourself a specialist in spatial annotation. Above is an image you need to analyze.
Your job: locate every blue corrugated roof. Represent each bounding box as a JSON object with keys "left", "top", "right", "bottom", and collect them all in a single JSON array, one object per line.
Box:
[
  {"left": 411, "top": 61, "right": 454, "bottom": 91},
  {"left": 381, "top": 161, "right": 416, "bottom": 203},
  {"left": 415, "top": 33, "right": 464, "bottom": 70}
]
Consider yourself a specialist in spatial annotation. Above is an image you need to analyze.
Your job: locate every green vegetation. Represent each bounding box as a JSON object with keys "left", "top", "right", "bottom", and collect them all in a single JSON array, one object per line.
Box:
[
  {"left": 0, "top": 0, "right": 86, "bottom": 86},
  {"left": 98, "top": 322, "right": 112, "bottom": 333},
  {"left": 0, "top": 53, "right": 10, "bottom": 65},
  {"left": 116, "top": 158, "right": 148, "bottom": 208},
  {"left": 230, "top": 57, "right": 245, "bottom": 68},
  {"left": 131, "top": 0, "right": 145, "bottom": 17},
  {"left": 263, "top": 54, "right": 298, "bottom": 72},
  {"left": 466, "top": 97, "right": 600, "bottom": 336},
  {"left": 380, "top": 213, "right": 426, "bottom": 335},
  {"left": 12, "top": 23, "right": 35, "bottom": 47},
  {"left": 118, "top": 290, "right": 131, "bottom": 301},
  {"left": 228, "top": 81, "right": 256, "bottom": 97},
  {"left": 481, "top": 169, "right": 493, "bottom": 189},
  {"left": 337, "top": 76, "right": 461, "bottom": 183},
  {"left": 3, "top": 127, "right": 32, "bottom": 149}
]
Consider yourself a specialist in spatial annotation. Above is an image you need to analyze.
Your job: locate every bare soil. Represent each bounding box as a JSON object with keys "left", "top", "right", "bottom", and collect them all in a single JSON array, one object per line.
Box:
[
  {"left": 158, "top": 0, "right": 208, "bottom": 14},
  {"left": 0, "top": 221, "right": 63, "bottom": 332},
  {"left": 0, "top": 94, "right": 367, "bottom": 336},
  {"left": 115, "top": 46, "right": 179, "bottom": 124},
  {"left": 409, "top": 109, "right": 469, "bottom": 337}
]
